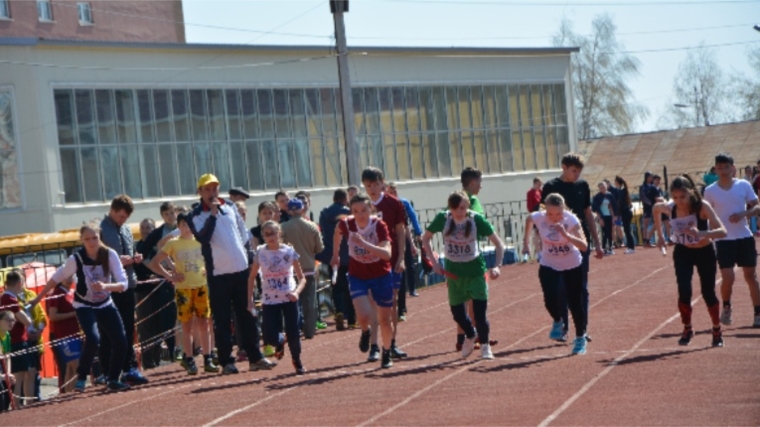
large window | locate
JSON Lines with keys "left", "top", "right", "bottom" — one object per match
{"left": 0, "top": 0, "right": 10, "bottom": 19}
{"left": 77, "top": 2, "right": 93, "bottom": 25}
{"left": 54, "top": 84, "right": 569, "bottom": 204}
{"left": 37, "top": 0, "right": 52, "bottom": 21}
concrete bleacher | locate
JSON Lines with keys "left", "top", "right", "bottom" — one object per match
{"left": 578, "top": 120, "right": 760, "bottom": 189}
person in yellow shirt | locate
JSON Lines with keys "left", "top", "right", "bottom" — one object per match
{"left": 148, "top": 213, "right": 219, "bottom": 375}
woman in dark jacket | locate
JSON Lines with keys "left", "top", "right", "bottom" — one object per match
{"left": 592, "top": 182, "right": 618, "bottom": 254}
{"left": 614, "top": 176, "right": 636, "bottom": 254}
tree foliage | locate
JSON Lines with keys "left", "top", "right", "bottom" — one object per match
{"left": 732, "top": 46, "right": 760, "bottom": 121}
{"left": 661, "top": 44, "right": 727, "bottom": 129}
{"left": 553, "top": 14, "right": 648, "bottom": 140}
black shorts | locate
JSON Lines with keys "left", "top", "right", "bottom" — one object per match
{"left": 9, "top": 341, "right": 32, "bottom": 373}
{"left": 642, "top": 206, "right": 653, "bottom": 219}
{"left": 715, "top": 237, "right": 758, "bottom": 269}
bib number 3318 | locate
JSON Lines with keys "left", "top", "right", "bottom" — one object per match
{"left": 447, "top": 243, "right": 472, "bottom": 256}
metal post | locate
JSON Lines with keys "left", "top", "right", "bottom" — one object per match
{"left": 331, "top": 1, "right": 361, "bottom": 186}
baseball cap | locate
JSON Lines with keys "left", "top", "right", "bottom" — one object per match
{"left": 197, "top": 174, "right": 220, "bottom": 189}
{"left": 229, "top": 187, "right": 250, "bottom": 199}
{"left": 287, "top": 198, "right": 304, "bottom": 211}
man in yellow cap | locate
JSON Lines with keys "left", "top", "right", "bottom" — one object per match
{"left": 186, "top": 173, "right": 275, "bottom": 374}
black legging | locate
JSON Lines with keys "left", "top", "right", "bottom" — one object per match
{"left": 539, "top": 264, "right": 586, "bottom": 338}
{"left": 601, "top": 215, "right": 613, "bottom": 251}
{"left": 450, "top": 299, "right": 489, "bottom": 343}
{"left": 621, "top": 208, "right": 635, "bottom": 250}
{"left": 673, "top": 244, "right": 720, "bottom": 326}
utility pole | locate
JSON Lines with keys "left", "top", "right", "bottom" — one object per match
{"left": 330, "top": 0, "right": 360, "bottom": 186}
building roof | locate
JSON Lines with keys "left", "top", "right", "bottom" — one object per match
{"left": 579, "top": 120, "right": 760, "bottom": 189}
{"left": 0, "top": 37, "right": 579, "bottom": 56}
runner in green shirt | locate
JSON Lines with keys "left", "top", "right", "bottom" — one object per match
{"left": 422, "top": 191, "right": 505, "bottom": 360}
{"left": 461, "top": 167, "right": 485, "bottom": 215}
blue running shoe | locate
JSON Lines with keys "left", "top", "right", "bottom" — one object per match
{"left": 549, "top": 321, "right": 565, "bottom": 341}
{"left": 93, "top": 375, "right": 107, "bottom": 386}
{"left": 121, "top": 368, "right": 149, "bottom": 385}
{"left": 107, "top": 380, "right": 131, "bottom": 392}
{"left": 74, "top": 379, "right": 86, "bottom": 392}
{"left": 571, "top": 336, "right": 587, "bottom": 355}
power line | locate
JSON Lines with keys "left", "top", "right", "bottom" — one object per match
{"left": 373, "top": 0, "right": 759, "bottom": 6}
{"left": 348, "top": 22, "right": 757, "bottom": 41}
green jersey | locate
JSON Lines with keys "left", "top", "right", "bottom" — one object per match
{"left": 467, "top": 193, "right": 484, "bottom": 215}
{"left": 426, "top": 210, "right": 494, "bottom": 278}
{"left": 1, "top": 331, "right": 9, "bottom": 355}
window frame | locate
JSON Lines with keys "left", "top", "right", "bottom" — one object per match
{"left": 77, "top": 2, "right": 93, "bottom": 25}
{"left": 37, "top": 0, "right": 53, "bottom": 22}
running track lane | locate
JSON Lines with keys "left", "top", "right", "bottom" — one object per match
{"left": 3, "top": 245, "right": 759, "bottom": 426}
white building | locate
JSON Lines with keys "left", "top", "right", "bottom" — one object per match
{"left": 0, "top": 38, "right": 578, "bottom": 234}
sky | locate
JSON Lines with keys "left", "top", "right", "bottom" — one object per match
{"left": 182, "top": 0, "right": 760, "bottom": 134}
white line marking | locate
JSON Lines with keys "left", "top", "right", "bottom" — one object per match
{"left": 202, "top": 387, "right": 295, "bottom": 427}
{"left": 356, "top": 262, "right": 672, "bottom": 426}
{"left": 537, "top": 273, "right": 725, "bottom": 427}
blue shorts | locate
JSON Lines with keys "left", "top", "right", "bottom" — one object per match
{"left": 349, "top": 273, "right": 394, "bottom": 308}
{"left": 391, "top": 271, "right": 403, "bottom": 290}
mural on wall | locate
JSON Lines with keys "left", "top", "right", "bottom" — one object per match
{"left": 0, "top": 90, "right": 21, "bottom": 209}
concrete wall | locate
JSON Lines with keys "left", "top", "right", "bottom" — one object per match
{"left": 0, "top": 1, "right": 185, "bottom": 43}
{"left": 0, "top": 42, "right": 573, "bottom": 235}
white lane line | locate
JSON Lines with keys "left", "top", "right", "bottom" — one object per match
{"left": 60, "top": 382, "right": 199, "bottom": 426}
{"left": 356, "top": 262, "right": 672, "bottom": 427}
{"left": 538, "top": 273, "right": 725, "bottom": 427}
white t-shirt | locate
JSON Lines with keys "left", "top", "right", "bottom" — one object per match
{"left": 531, "top": 210, "right": 583, "bottom": 272}
{"left": 255, "top": 244, "right": 299, "bottom": 305}
{"left": 704, "top": 179, "right": 758, "bottom": 241}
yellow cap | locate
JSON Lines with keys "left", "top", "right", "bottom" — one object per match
{"left": 197, "top": 173, "right": 220, "bottom": 189}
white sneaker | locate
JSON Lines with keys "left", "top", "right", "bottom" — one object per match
{"left": 624, "top": 249, "right": 635, "bottom": 254}
{"left": 720, "top": 306, "right": 733, "bottom": 326}
{"left": 609, "top": 250, "right": 615, "bottom": 255}
{"left": 753, "top": 314, "right": 760, "bottom": 328}
{"left": 461, "top": 334, "right": 477, "bottom": 358}
{"left": 481, "top": 344, "right": 494, "bottom": 360}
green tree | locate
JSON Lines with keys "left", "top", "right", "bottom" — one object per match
{"left": 733, "top": 46, "right": 760, "bottom": 121}
{"left": 553, "top": 14, "right": 648, "bottom": 140}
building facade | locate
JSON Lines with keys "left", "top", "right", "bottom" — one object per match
{"left": 0, "top": 0, "right": 185, "bottom": 43}
{"left": 0, "top": 39, "right": 577, "bottom": 234}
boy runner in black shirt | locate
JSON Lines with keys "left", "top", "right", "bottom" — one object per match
{"left": 540, "top": 153, "right": 603, "bottom": 341}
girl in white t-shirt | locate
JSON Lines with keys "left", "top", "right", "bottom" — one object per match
{"left": 523, "top": 193, "right": 589, "bottom": 355}
{"left": 247, "top": 220, "right": 307, "bottom": 375}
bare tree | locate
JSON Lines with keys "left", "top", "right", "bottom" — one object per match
{"left": 661, "top": 43, "right": 728, "bottom": 128}
{"left": 732, "top": 46, "right": 760, "bottom": 121}
{"left": 553, "top": 14, "right": 648, "bottom": 140}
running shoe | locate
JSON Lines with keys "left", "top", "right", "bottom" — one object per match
{"left": 608, "top": 250, "right": 615, "bottom": 255}
{"left": 678, "top": 328, "right": 694, "bottom": 346}
{"left": 93, "top": 375, "right": 107, "bottom": 386}
{"left": 359, "top": 329, "right": 371, "bottom": 353}
{"left": 121, "top": 368, "right": 149, "bottom": 385}
{"left": 204, "top": 358, "right": 220, "bottom": 373}
{"left": 481, "top": 344, "right": 494, "bottom": 360}
{"left": 106, "top": 380, "right": 131, "bottom": 392}
{"left": 381, "top": 349, "right": 393, "bottom": 369}
{"left": 316, "top": 320, "right": 328, "bottom": 330}
{"left": 335, "top": 312, "right": 345, "bottom": 331}
{"left": 74, "top": 379, "right": 86, "bottom": 392}
{"left": 210, "top": 350, "right": 219, "bottom": 366}
{"left": 410, "top": 291, "right": 420, "bottom": 297}
{"left": 720, "top": 306, "right": 733, "bottom": 326}
{"left": 293, "top": 359, "right": 306, "bottom": 375}
{"left": 461, "top": 334, "right": 477, "bottom": 358}
{"left": 274, "top": 341, "right": 286, "bottom": 360}
{"left": 368, "top": 344, "right": 381, "bottom": 362}
{"left": 624, "top": 249, "right": 635, "bottom": 255}
{"left": 183, "top": 357, "right": 198, "bottom": 375}
{"left": 235, "top": 350, "right": 248, "bottom": 363}
{"left": 222, "top": 363, "right": 239, "bottom": 375}
{"left": 250, "top": 358, "right": 276, "bottom": 371}
{"left": 549, "top": 321, "right": 565, "bottom": 341}
{"left": 488, "top": 339, "right": 499, "bottom": 347}
{"left": 263, "top": 345, "right": 276, "bottom": 358}
{"left": 398, "top": 314, "right": 407, "bottom": 322}
{"left": 712, "top": 328, "right": 724, "bottom": 347}
{"left": 571, "top": 336, "right": 587, "bottom": 355}
{"left": 753, "top": 314, "right": 760, "bottom": 328}
{"left": 348, "top": 323, "right": 358, "bottom": 329}
{"left": 390, "top": 342, "right": 408, "bottom": 359}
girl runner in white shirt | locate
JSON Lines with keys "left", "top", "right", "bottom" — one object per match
{"left": 523, "top": 193, "right": 590, "bottom": 354}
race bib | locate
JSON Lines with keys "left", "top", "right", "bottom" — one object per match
{"left": 443, "top": 214, "right": 479, "bottom": 263}
{"left": 670, "top": 214, "right": 705, "bottom": 246}
{"left": 348, "top": 219, "right": 381, "bottom": 264}
{"left": 545, "top": 243, "right": 573, "bottom": 256}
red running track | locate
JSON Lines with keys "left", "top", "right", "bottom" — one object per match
{"left": 3, "top": 242, "right": 760, "bottom": 426}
